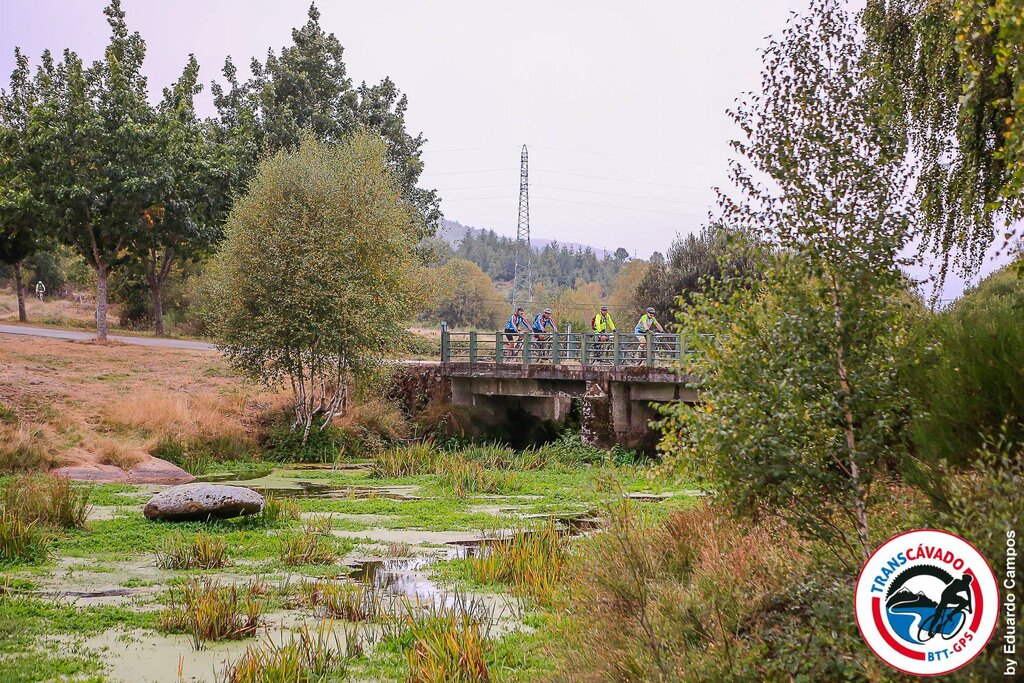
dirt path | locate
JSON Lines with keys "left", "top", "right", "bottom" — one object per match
{"left": 0, "top": 323, "right": 216, "bottom": 351}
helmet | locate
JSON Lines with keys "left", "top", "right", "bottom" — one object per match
{"left": 543, "top": 308, "right": 551, "bottom": 314}
{"left": 601, "top": 305, "right": 608, "bottom": 311}
{"left": 647, "top": 307, "right": 655, "bottom": 314}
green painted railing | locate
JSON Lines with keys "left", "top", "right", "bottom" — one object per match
{"left": 441, "top": 328, "right": 688, "bottom": 368}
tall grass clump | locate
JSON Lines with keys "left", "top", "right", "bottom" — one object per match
{"left": 469, "top": 522, "right": 567, "bottom": 606}
{"left": 0, "top": 419, "right": 55, "bottom": 474}
{"left": 370, "top": 443, "right": 436, "bottom": 478}
{"left": 155, "top": 531, "right": 229, "bottom": 570}
{"left": 1, "top": 474, "right": 90, "bottom": 528}
{"left": 401, "top": 597, "right": 493, "bottom": 683}
{"left": 434, "top": 455, "right": 519, "bottom": 498}
{"left": 219, "top": 622, "right": 355, "bottom": 683}
{"left": 257, "top": 494, "right": 301, "bottom": 526}
{"left": 159, "top": 578, "right": 265, "bottom": 650}
{"left": 279, "top": 530, "right": 337, "bottom": 566}
{"left": 555, "top": 502, "right": 838, "bottom": 681}
{"left": 0, "top": 510, "right": 50, "bottom": 564}
{"left": 299, "top": 580, "right": 385, "bottom": 622}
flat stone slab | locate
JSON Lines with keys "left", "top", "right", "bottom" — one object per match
{"left": 143, "top": 483, "right": 264, "bottom": 521}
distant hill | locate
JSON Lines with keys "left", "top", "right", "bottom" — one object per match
{"left": 440, "top": 219, "right": 610, "bottom": 259}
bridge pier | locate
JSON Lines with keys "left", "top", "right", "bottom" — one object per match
{"left": 433, "top": 363, "right": 697, "bottom": 451}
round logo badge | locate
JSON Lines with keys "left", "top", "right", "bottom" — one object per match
{"left": 855, "top": 529, "right": 999, "bottom": 676}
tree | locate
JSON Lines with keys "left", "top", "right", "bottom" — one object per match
{"left": 28, "top": 1, "right": 166, "bottom": 340}
{"left": 133, "top": 56, "right": 231, "bottom": 335}
{"left": 863, "top": 0, "right": 1024, "bottom": 280}
{"left": 660, "top": 1, "right": 917, "bottom": 567}
{"left": 636, "top": 223, "right": 759, "bottom": 320}
{"left": 607, "top": 259, "right": 649, "bottom": 326}
{"left": 421, "top": 259, "right": 505, "bottom": 328}
{"left": 211, "top": 4, "right": 439, "bottom": 237}
{"left": 207, "top": 133, "right": 419, "bottom": 444}
{"left": 0, "top": 49, "right": 47, "bottom": 322}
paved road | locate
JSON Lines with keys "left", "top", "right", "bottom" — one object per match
{"left": 0, "top": 323, "right": 215, "bottom": 351}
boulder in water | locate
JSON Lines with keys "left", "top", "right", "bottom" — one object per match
{"left": 143, "top": 483, "right": 264, "bottom": 521}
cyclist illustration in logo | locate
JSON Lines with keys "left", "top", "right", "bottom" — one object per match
{"left": 884, "top": 565, "right": 973, "bottom": 644}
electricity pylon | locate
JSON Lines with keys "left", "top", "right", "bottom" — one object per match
{"left": 510, "top": 145, "right": 532, "bottom": 308}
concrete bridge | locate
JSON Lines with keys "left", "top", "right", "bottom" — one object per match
{"left": 433, "top": 329, "right": 699, "bottom": 449}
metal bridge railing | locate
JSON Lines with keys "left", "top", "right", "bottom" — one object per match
{"left": 440, "top": 328, "right": 691, "bottom": 368}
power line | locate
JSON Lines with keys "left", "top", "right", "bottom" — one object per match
{"left": 435, "top": 184, "right": 511, "bottom": 191}
{"left": 532, "top": 168, "right": 709, "bottom": 191}
{"left": 441, "top": 195, "right": 512, "bottom": 203}
{"left": 421, "top": 168, "right": 516, "bottom": 176}
{"left": 532, "top": 194, "right": 706, "bottom": 218}
{"left": 531, "top": 145, "right": 720, "bottom": 168}
{"left": 421, "top": 145, "right": 519, "bottom": 154}
{"left": 532, "top": 183, "right": 711, "bottom": 207}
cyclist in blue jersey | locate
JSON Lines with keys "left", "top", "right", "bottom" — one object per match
{"left": 532, "top": 308, "right": 557, "bottom": 334}
{"left": 504, "top": 307, "right": 530, "bottom": 357}
{"left": 532, "top": 308, "right": 557, "bottom": 361}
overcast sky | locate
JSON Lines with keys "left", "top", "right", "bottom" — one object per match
{"left": 0, "top": 0, "right": 1008, "bottom": 298}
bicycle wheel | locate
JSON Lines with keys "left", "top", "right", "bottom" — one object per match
{"left": 940, "top": 610, "right": 967, "bottom": 640}
{"left": 916, "top": 613, "right": 939, "bottom": 643}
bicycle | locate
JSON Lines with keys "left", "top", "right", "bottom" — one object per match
{"left": 916, "top": 604, "right": 969, "bottom": 642}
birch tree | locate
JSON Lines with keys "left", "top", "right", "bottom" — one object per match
{"left": 208, "top": 133, "right": 419, "bottom": 444}
{"left": 661, "top": 0, "right": 917, "bottom": 567}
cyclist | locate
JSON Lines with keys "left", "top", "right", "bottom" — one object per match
{"left": 592, "top": 305, "right": 616, "bottom": 362}
{"left": 532, "top": 308, "right": 557, "bottom": 334}
{"left": 35, "top": 281, "right": 45, "bottom": 301}
{"left": 929, "top": 573, "right": 973, "bottom": 637}
{"left": 504, "top": 307, "right": 530, "bottom": 357}
{"left": 634, "top": 307, "right": 665, "bottom": 359}
{"left": 532, "top": 308, "right": 557, "bottom": 360}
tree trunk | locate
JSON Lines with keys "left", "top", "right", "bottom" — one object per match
{"left": 150, "top": 279, "right": 165, "bottom": 336}
{"left": 95, "top": 264, "right": 110, "bottom": 341}
{"left": 12, "top": 261, "right": 27, "bottom": 323}
{"left": 830, "top": 276, "right": 870, "bottom": 563}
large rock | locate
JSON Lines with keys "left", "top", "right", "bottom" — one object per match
{"left": 144, "top": 483, "right": 265, "bottom": 521}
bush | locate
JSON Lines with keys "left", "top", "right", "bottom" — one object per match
{"left": 555, "top": 502, "right": 879, "bottom": 681}
{"left": 263, "top": 420, "right": 345, "bottom": 463}
{"left": 257, "top": 494, "right": 301, "bottom": 526}
{"left": 401, "top": 598, "right": 493, "bottom": 683}
{"left": 1, "top": 475, "right": 90, "bottom": 529}
{"left": 903, "top": 265, "right": 1024, "bottom": 466}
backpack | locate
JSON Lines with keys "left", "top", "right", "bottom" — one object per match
{"left": 591, "top": 315, "right": 599, "bottom": 330}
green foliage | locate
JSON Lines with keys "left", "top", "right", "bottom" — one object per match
{"left": 863, "top": 0, "right": 1024, "bottom": 277}
{"left": 262, "top": 421, "right": 344, "bottom": 463}
{"left": 661, "top": 1, "right": 916, "bottom": 566}
{"left": 211, "top": 4, "right": 439, "bottom": 235}
{"left": 903, "top": 264, "right": 1024, "bottom": 465}
{"left": 419, "top": 258, "right": 505, "bottom": 328}
{"left": 635, "top": 222, "right": 762, "bottom": 321}
{"left": 278, "top": 529, "right": 337, "bottom": 566}
{"left": 207, "top": 134, "right": 420, "bottom": 445}
{"left": 370, "top": 443, "right": 437, "bottom": 478}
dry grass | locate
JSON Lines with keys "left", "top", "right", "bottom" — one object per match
{"left": 557, "top": 502, "right": 808, "bottom": 681}
{"left": 370, "top": 444, "right": 436, "bottom": 478}
{"left": 258, "top": 494, "right": 301, "bottom": 526}
{"left": 469, "top": 522, "right": 567, "bottom": 607}
{"left": 0, "top": 509, "right": 50, "bottom": 564}
{"left": 0, "top": 289, "right": 97, "bottom": 327}
{"left": 299, "top": 580, "right": 386, "bottom": 622}
{"left": 402, "top": 598, "right": 493, "bottom": 683}
{"left": 100, "top": 389, "right": 251, "bottom": 444}
{"left": 0, "top": 420, "right": 56, "bottom": 473}
{"left": 0, "top": 335, "right": 278, "bottom": 475}
{"left": 335, "top": 398, "right": 409, "bottom": 443}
